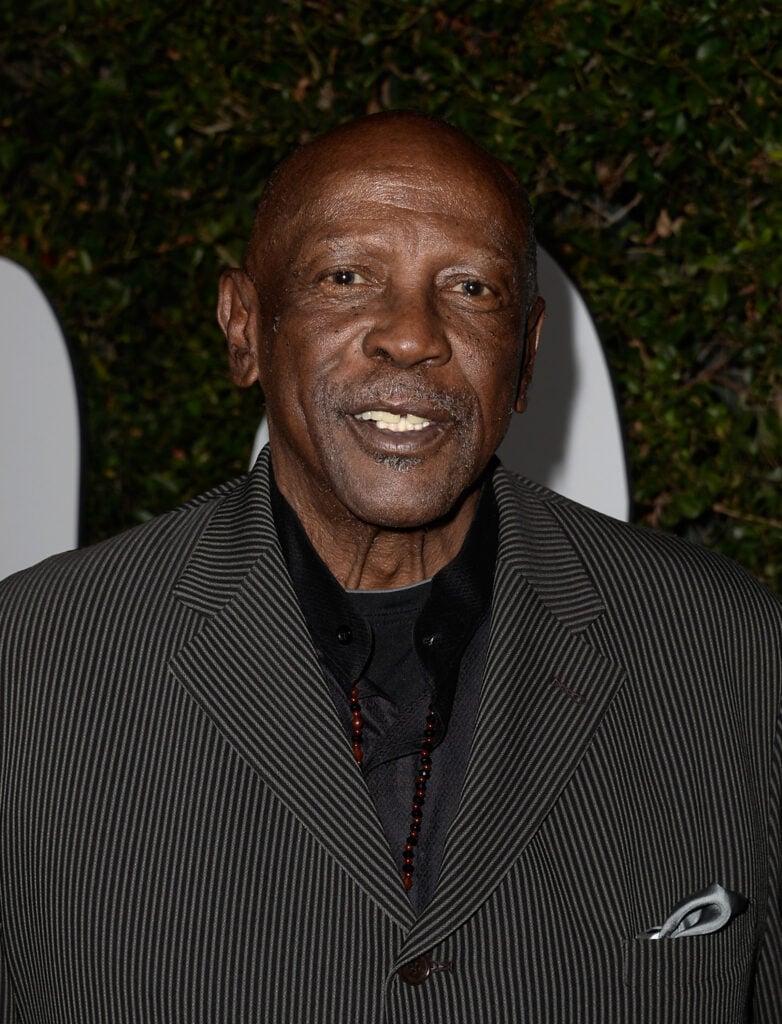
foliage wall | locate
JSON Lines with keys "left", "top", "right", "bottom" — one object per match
{"left": 2, "top": 0, "right": 780, "bottom": 590}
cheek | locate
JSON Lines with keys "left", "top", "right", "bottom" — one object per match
{"left": 262, "top": 321, "right": 328, "bottom": 394}
{"left": 460, "top": 337, "right": 522, "bottom": 414}
{"left": 275, "top": 304, "right": 368, "bottom": 371}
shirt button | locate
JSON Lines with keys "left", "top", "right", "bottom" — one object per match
{"left": 336, "top": 626, "right": 352, "bottom": 644}
{"left": 398, "top": 953, "right": 432, "bottom": 986}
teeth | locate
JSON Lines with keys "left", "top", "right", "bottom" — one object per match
{"left": 354, "top": 410, "right": 433, "bottom": 432}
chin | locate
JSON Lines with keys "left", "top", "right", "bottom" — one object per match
{"left": 337, "top": 467, "right": 478, "bottom": 532}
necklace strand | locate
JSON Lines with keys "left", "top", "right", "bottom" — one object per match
{"left": 350, "top": 686, "right": 435, "bottom": 891}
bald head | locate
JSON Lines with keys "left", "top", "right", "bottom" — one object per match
{"left": 244, "top": 111, "right": 537, "bottom": 306}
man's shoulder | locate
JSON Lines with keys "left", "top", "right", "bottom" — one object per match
{"left": 495, "top": 466, "right": 781, "bottom": 620}
{"left": 0, "top": 473, "right": 248, "bottom": 620}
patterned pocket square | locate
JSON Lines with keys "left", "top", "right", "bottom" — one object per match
{"left": 637, "top": 882, "right": 748, "bottom": 940}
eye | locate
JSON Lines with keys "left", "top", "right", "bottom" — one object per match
{"left": 442, "top": 273, "right": 506, "bottom": 311}
{"left": 456, "top": 279, "right": 488, "bottom": 297}
{"left": 327, "top": 269, "right": 366, "bottom": 286}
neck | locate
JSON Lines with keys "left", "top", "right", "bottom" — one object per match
{"left": 278, "top": 485, "right": 480, "bottom": 590}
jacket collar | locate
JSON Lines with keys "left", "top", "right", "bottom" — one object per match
{"left": 172, "top": 451, "right": 279, "bottom": 615}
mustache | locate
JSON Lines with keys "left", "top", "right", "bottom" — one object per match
{"left": 317, "top": 372, "right": 476, "bottom": 420}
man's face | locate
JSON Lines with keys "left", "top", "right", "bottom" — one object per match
{"left": 241, "top": 127, "right": 539, "bottom": 532}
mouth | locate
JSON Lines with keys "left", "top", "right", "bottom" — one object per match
{"left": 345, "top": 402, "right": 452, "bottom": 459}
{"left": 352, "top": 410, "right": 435, "bottom": 433}
{"left": 320, "top": 375, "right": 474, "bottom": 465}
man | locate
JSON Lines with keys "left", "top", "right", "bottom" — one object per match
{"left": 1, "top": 112, "right": 780, "bottom": 1022}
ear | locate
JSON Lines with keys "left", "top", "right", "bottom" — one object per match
{"left": 514, "top": 296, "right": 545, "bottom": 414}
{"left": 217, "top": 269, "right": 262, "bottom": 387}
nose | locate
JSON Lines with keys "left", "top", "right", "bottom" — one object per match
{"left": 361, "top": 289, "right": 451, "bottom": 368}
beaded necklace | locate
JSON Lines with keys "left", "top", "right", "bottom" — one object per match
{"left": 349, "top": 685, "right": 436, "bottom": 891}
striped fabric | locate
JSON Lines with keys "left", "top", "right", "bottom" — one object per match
{"left": 1, "top": 450, "right": 780, "bottom": 1022}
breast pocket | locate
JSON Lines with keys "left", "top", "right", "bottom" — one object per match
{"left": 623, "top": 913, "right": 755, "bottom": 1023}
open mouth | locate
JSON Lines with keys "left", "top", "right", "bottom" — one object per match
{"left": 346, "top": 405, "right": 450, "bottom": 459}
{"left": 353, "top": 410, "right": 434, "bottom": 432}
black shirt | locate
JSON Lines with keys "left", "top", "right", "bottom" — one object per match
{"left": 271, "top": 469, "right": 498, "bottom": 912}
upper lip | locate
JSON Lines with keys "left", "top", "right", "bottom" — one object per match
{"left": 348, "top": 399, "right": 448, "bottom": 422}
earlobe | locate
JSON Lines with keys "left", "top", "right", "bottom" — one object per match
{"left": 514, "top": 296, "right": 545, "bottom": 414}
{"left": 217, "top": 269, "right": 262, "bottom": 388}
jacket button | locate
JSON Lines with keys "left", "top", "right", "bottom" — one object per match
{"left": 398, "top": 953, "right": 432, "bottom": 986}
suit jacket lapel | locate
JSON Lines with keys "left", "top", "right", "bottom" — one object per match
{"left": 169, "top": 452, "right": 414, "bottom": 930}
{"left": 397, "top": 468, "right": 626, "bottom": 962}
{"left": 168, "top": 455, "right": 625, "bottom": 949}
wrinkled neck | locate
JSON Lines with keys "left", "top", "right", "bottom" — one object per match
{"left": 285, "top": 489, "right": 479, "bottom": 590}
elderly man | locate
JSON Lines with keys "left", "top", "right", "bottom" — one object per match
{"left": 1, "top": 112, "right": 780, "bottom": 1022}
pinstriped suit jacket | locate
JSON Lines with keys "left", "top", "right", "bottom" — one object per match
{"left": 2, "top": 450, "right": 781, "bottom": 1022}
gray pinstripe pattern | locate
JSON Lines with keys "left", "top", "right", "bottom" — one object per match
{"left": 2, "top": 450, "right": 780, "bottom": 1022}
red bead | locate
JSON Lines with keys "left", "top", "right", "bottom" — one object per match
{"left": 402, "top": 873, "right": 413, "bottom": 890}
{"left": 351, "top": 743, "right": 363, "bottom": 765}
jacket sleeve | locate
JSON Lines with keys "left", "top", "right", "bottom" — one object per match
{"left": 752, "top": 599, "right": 782, "bottom": 1022}
{"left": 754, "top": 715, "right": 782, "bottom": 1019}
{"left": 0, "top": 921, "right": 18, "bottom": 1023}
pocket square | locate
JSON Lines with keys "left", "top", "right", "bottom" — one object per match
{"left": 637, "top": 882, "right": 748, "bottom": 940}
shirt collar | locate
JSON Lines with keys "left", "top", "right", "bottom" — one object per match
{"left": 270, "top": 461, "right": 498, "bottom": 719}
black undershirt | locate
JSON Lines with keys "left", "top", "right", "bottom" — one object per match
{"left": 270, "top": 465, "right": 498, "bottom": 912}
{"left": 344, "top": 581, "right": 432, "bottom": 772}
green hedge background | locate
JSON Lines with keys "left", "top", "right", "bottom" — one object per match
{"left": 2, "top": 0, "right": 780, "bottom": 590}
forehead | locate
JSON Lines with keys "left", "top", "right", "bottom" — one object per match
{"left": 275, "top": 139, "right": 526, "bottom": 265}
